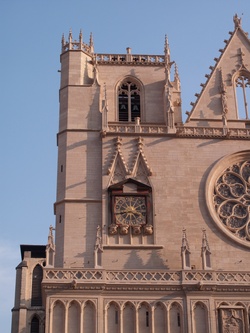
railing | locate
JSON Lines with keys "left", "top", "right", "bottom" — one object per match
{"left": 62, "top": 41, "right": 92, "bottom": 54}
{"left": 96, "top": 54, "right": 165, "bottom": 65}
{"left": 107, "top": 124, "right": 168, "bottom": 134}
{"left": 177, "top": 126, "right": 250, "bottom": 139}
{"left": 43, "top": 269, "right": 250, "bottom": 285}
{"left": 105, "top": 124, "right": 250, "bottom": 139}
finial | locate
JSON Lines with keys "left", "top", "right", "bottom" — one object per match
{"left": 48, "top": 225, "right": 55, "bottom": 247}
{"left": 61, "top": 33, "right": 65, "bottom": 46}
{"left": 89, "top": 32, "right": 94, "bottom": 53}
{"left": 174, "top": 63, "right": 181, "bottom": 90}
{"left": 104, "top": 82, "right": 108, "bottom": 105}
{"left": 164, "top": 34, "right": 170, "bottom": 55}
{"left": 233, "top": 14, "right": 242, "bottom": 28}
{"left": 69, "top": 29, "right": 73, "bottom": 41}
{"left": 79, "top": 29, "right": 83, "bottom": 44}
{"left": 61, "top": 34, "right": 65, "bottom": 52}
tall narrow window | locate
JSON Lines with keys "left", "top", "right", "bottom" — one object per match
{"left": 30, "top": 316, "right": 39, "bottom": 333}
{"left": 31, "top": 265, "right": 43, "bottom": 306}
{"left": 236, "top": 75, "right": 250, "bottom": 119}
{"left": 118, "top": 80, "right": 141, "bottom": 121}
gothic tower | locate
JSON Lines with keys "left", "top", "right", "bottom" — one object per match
{"left": 12, "top": 15, "right": 250, "bottom": 333}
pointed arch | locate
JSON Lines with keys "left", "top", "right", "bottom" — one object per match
{"left": 106, "top": 301, "right": 120, "bottom": 333}
{"left": 138, "top": 302, "right": 151, "bottom": 333}
{"left": 117, "top": 77, "right": 143, "bottom": 122}
{"left": 169, "top": 302, "right": 183, "bottom": 333}
{"left": 52, "top": 300, "right": 65, "bottom": 333}
{"left": 192, "top": 301, "right": 209, "bottom": 333}
{"left": 123, "top": 302, "right": 136, "bottom": 333}
{"left": 30, "top": 315, "right": 40, "bottom": 333}
{"left": 31, "top": 264, "right": 43, "bottom": 306}
{"left": 83, "top": 300, "right": 96, "bottom": 333}
{"left": 68, "top": 300, "right": 80, "bottom": 333}
{"left": 233, "top": 68, "right": 250, "bottom": 119}
{"left": 154, "top": 302, "right": 166, "bottom": 333}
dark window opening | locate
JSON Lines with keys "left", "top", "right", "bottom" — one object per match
{"left": 177, "top": 312, "right": 181, "bottom": 327}
{"left": 31, "top": 265, "right": 43, "bottom": 306}
{"left": 146, "top": 311, "right": 149, "bottom": 327}
{"left": 118, "top": 80, "right": 141, "bottom": 122}
{"left": 115, "top": 310, "right": 118, "bottom": 324}
{"left": 30, "top": 317, "right": 39, "bottom": 333}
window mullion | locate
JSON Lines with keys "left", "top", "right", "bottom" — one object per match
{"left": 242, "top": 77, "right": 249, "bottom": 119}
{"left": 128, "top": 86, "right": 132, "bottom": 122}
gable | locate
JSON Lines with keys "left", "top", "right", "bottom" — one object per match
{"left": 186, "top": 17, "right": 250, "bottom": 128}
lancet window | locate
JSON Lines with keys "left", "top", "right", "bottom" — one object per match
{"left": 30, "top": 316, "right": 39, "bottom": 333}
{"left": 118, "top": 79, "right": 141, "bottom": 122}
{"left": 31, "top": 264, "right": 43, "bottom": 306}
{"left": 235, "top": 74, "right": 250, "bottom": 119}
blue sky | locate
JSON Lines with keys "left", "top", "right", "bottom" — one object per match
{"left": 1, "top": 0, "right": 250, "bottom": 331}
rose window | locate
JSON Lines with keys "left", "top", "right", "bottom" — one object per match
{"left": 214, "top": 161, "right": 250, "bottom": 239}
{"left": 206, "top": 151, "right": 250, "bottom": 247}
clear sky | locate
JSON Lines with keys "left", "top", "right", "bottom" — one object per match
{"left": 1, "top": 0, "right": 250, "bottom": 331}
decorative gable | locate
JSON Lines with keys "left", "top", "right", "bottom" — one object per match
{"left": 186, "top": 15, "right": 250, "bottom": 129}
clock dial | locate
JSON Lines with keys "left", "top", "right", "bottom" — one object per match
{"left": 114, "top": 196, "right": 147, "bottom": 225}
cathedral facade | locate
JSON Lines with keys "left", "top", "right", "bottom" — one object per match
{"left": 11, "top": 15, "right": 250, "bottom": 333}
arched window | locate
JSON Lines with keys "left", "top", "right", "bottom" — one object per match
{"left": 235, "top": 74, "right": 250, "bottom": 119}
{"left": 30, "top": 316, "right": 39, "bottom": 333}
{"left": 31, "top": 265, "right": 43, "bottom": 306}
{"left": 118, "top": 80, "right": 141, "bottom": 121}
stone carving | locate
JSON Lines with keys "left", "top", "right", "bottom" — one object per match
{"left": 213, "top": 160, "right": 250, "bottom": 242}
{"left": 108, "top": 137, "right": 129, "bottom": 185}
{"left": 220, "top": 308, "right": 244, "bottom": 333}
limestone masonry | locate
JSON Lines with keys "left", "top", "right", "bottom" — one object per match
{"left": 11, "top": 15, "right": 250, "bottom": 333}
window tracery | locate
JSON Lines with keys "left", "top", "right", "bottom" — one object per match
{"left": 213, "top": 160, "right": 250, "bottom": 243}
{"left": 235, "top": 73, "right": 250, "bottom": 119}
{"left": 118, "top": 80, "right": 141, "bottom": 122}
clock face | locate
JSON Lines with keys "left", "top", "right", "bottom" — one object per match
{"left": 114, "top": 196, "right": 147, "bottom": 226}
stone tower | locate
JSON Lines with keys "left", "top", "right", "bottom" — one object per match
{"left": 12, "top": 15, "right": 250, "bottom": 333}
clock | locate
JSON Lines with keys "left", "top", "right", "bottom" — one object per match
{"left": 114, "top": 196, "right": 147, "bottom": 226}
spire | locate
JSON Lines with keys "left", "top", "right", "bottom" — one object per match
{"left": 79, "top": 29, "right": 83, "bottom": 44}
{"left": 164, "top": 35, "right": 171, "bottom": 82}
{"left": 104, "top": 82, "right": 107, "bottom": 105}
{"left": 181, "top": 228, "right": 191, "bottom": 270}
{"left": 61, "top": 33, "right": 65, "bottom": 52}
{"left": 174, "top": 63, "right": 181, "bottom": 91}
{"left": 46, "top": 225, "right": 55, "bottom": 267}
{"left": 164, "top": 35, "right": 175, "bottom": 83}
{"left": 68, "top": 29, "right": 72, "bottom": 49}
{"left": 201, "top": 229, "right": 212, "bottom": 270}
{"left": 89, "top": 32, "right": 94, "bottom": 53}
{"left": 164, "top": 34, "right": 170, "bottom": 60}
{"left": 233, "top": 14, "right": 242, "bottom": 29}
{"left": 68, "top": 29, "right": 72, "bottom": 42}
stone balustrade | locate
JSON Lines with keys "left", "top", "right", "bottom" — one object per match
{"left": 43, "top": 269, "right": 250, "bottom": 285}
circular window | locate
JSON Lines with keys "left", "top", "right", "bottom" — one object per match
{"left": 206, "top": 150, "right": 250, "bottom": 248}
